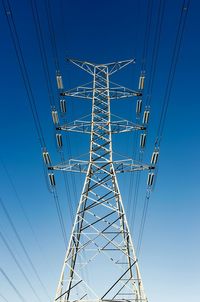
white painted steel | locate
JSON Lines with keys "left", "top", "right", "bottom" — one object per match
{"left": 53, "top": 60, "right": 149, "bottom": 302}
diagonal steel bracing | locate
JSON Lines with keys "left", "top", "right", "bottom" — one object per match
{"left": 53, "top": 60, "right": 150, "bottom": 302}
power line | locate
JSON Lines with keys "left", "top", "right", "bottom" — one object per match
{"left": 137, "top": 0, "right": 191, "bottom": 256}
{"left": 127, "top": 0, "right": 155, "bottom": 226}
{"left": 30, "top": 0, "right": 56, "bottom": 108}
{"left": 2, "top": 0, "right": 68, "bottom": 250}
{"left": 146, "top": 0, "right": 165, "bottom": 106}
{"left": 52, "top": 189, "right": 68, "bottom": 247}
{"left": 130, "top": 162, "right": 142, "bottom": 231}
{"left": 129, "top": 0, "right": 165, "bottom": 234}
{"left": 45, "top": 0, "right": 60, "bottom": 72}
{"left": 30, "top": 0, "right": 74, "bottom": 245}
{"left": 0, "top": 227, "right": 42, "bottom": 302}
{"left": 137, "top": 191, "right": 151, "bottom": 255}
{"left": 141, "top": 0, "right": 154, "bottom": 72}
{"left": 2, "top": 0, "right": 45, "bottom": 149}
{"left": 0, "top": 293, "right": 9, "bottom": 302}
{"left": 0, "top": 159, "right": 55, "bottom": 274}
{"left": 31, "top": 0, "right": 77, "bottom": 223}
{"left": 0, "top": 268, "right": 26, "bottom": 302}
{"left": 0, "top": 198, "right": 50, "bottom": 299}
{"left": 156, "top": 0, "right": 191, "bottom": 146}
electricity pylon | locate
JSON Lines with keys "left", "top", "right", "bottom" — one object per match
{"left": 50, "top": 59, "right": 153, "bottom": 302}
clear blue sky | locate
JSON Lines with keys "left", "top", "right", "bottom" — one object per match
{"left": 0, "top": 0, "right": 200, "bottom": 302}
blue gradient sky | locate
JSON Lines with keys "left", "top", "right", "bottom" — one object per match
{"left": 0, "top": 0, "right": 200, "bottom": 302}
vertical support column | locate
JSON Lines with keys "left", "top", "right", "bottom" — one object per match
{"left": 90, "top": 65, "right": 112, "bottom": 165}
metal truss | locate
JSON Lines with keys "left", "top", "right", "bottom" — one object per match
{"left": 60, "top": 82, "right": 141, "bottom": 99}
{"left": 54, "top": 60, "right": 149, "bottom": 302}
{"left": 49, "top": 159, "right": 154, "bottom": 174}
{"left": 66, "top": 58, "right": 136, "bottom": 75}
{"left": 56, "top": 119, "right": 146, "bottom": 134}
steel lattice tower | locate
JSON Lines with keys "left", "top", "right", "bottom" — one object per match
{"left": 50, "top": 59, "right": 153, "bottom": 302}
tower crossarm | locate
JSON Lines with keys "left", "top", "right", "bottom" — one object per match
{"left": 67, "top": 58, "right": 95, "bottom": 75}
{"left": 68, "top": 58, "right": 135, "bottom": 75}
{"left": 56, "top": 120, "right": 146, "bottom": 134}
{"left": 61, "top": 85, "right": 141, "bottom": 99}
{"left": 106, "top": 59, "right": 135, "bottom": 75}
{"left": 48, "top": 159, "right": 154, "bottom": 174}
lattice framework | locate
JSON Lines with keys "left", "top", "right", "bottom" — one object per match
{"left": 50, "top": 59, "right": 153, "bottom": 302}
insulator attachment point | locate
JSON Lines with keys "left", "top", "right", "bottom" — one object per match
{"left": 48, "top": 166, "right": 54, "bottom": 170}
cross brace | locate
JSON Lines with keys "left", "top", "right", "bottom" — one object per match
{"left": 48, "top": 159, "right": 154, "bottom": 174}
